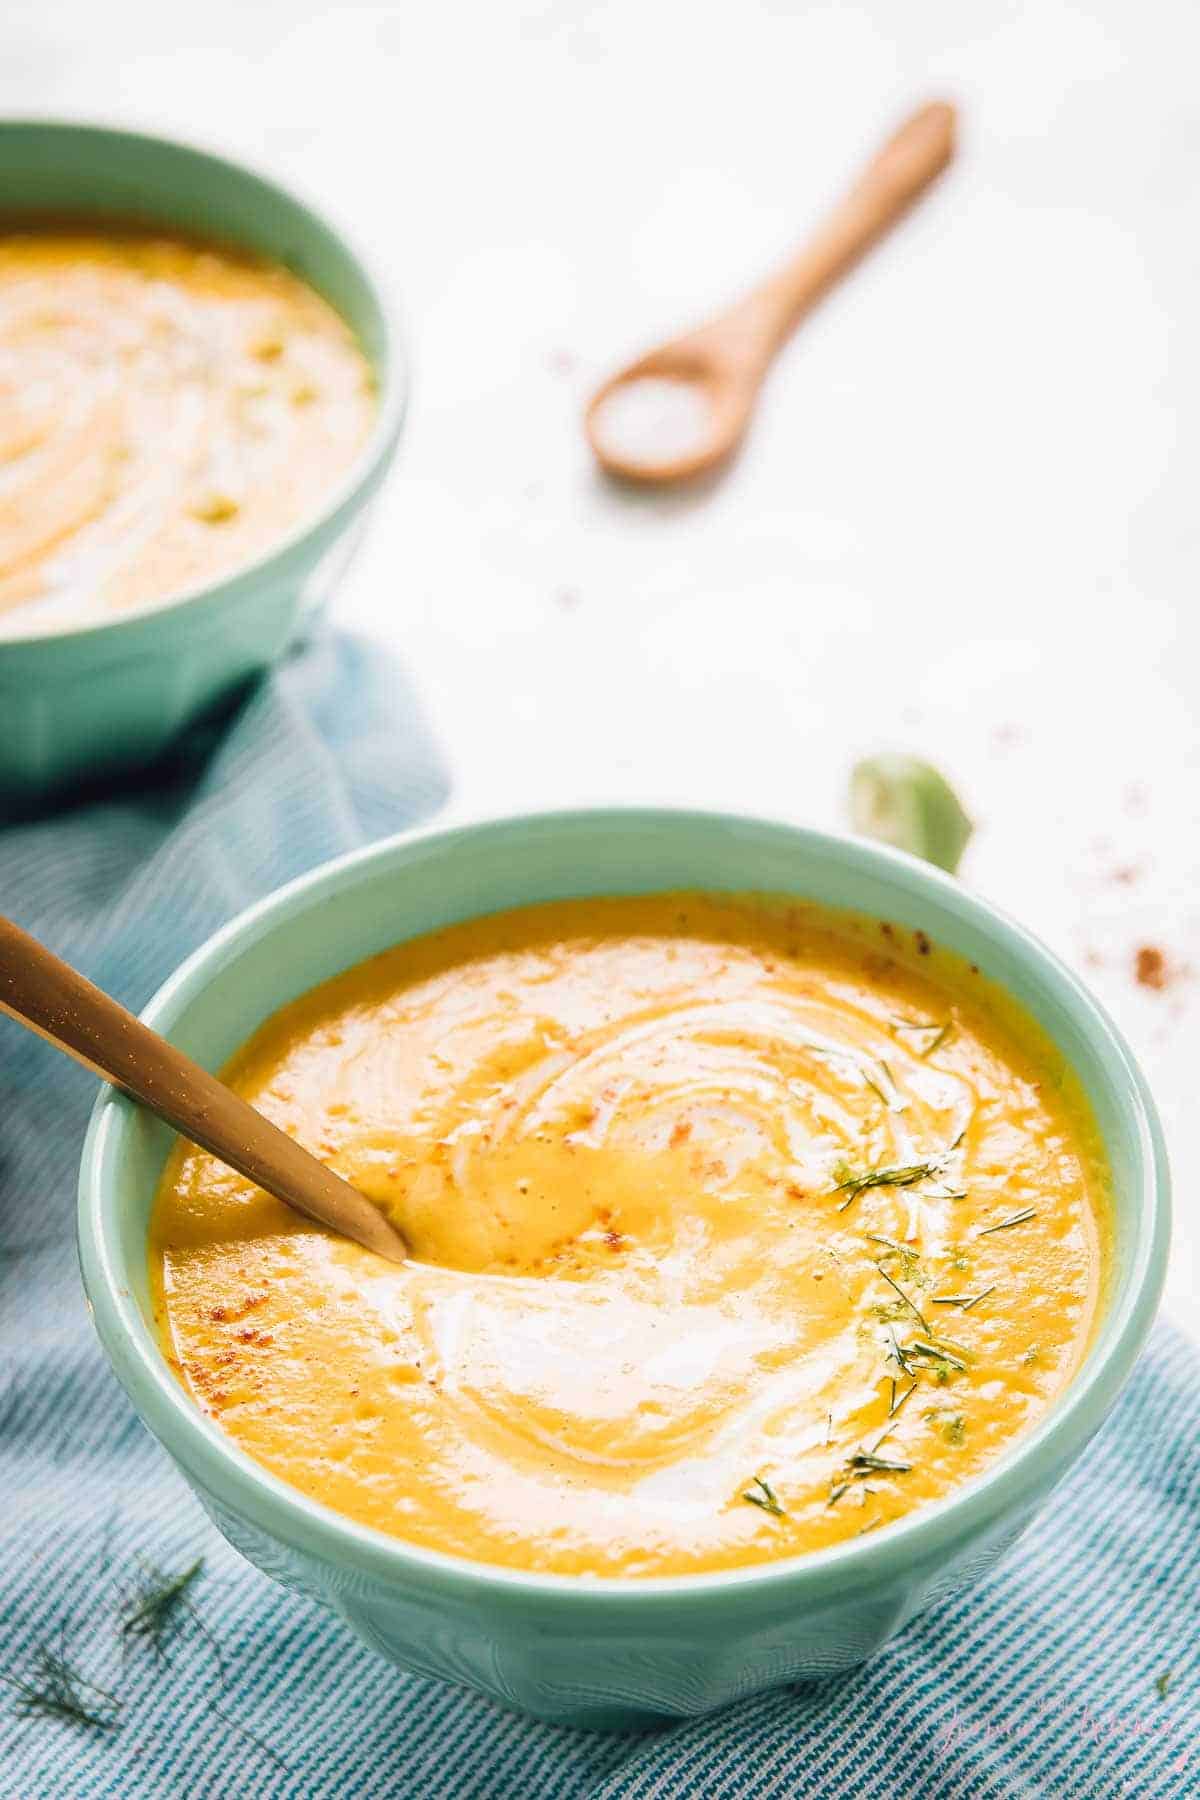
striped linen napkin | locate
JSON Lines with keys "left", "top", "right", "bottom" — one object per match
{"left": 0, "top": 637, "right": 1195, "bottom": 1798}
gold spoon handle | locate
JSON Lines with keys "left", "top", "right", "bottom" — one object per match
{"left": 0, "top": 914, "right": 406, "bottom": 1263}
{"left": 714, "top": 101, "right": 957, "bottom": 365}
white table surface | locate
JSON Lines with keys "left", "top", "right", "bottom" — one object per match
{"left": 7, "top": 0, "right": 1195, "bottom": 1332}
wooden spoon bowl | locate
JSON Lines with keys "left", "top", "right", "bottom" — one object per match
{"left": 586, "top": 100, "right": 957, "bottom": 485}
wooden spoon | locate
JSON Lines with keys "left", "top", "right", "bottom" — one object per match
{"left": 0, "top": 915, "right": 407, "bottom": 1263}
{"left": 585, "top": 99, "right": 956, "bottom": 485}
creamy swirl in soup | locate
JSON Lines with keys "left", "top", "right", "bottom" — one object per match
{"left": 0, "top": 226, "right": 375, "bottom": 633}
{"left": 152, "top": 895, "right": 1108, "bottom": 1578}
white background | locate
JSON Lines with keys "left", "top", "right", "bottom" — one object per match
{"left": 7, "top": 1, "right": 1195, "bottom": 1331}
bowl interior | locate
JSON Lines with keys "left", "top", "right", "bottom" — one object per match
{"left": 0, "top": 119, "right": 394, "bottom": 387}
{"left": 93, "top": 810, "right": 1162, "bottom": 1404}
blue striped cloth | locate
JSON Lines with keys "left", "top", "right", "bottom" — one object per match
{"left": 1, "top": 637, "right": 1195, "bottom": 1798}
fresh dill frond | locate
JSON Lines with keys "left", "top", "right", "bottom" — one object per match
{"left": 861, "top": 1073, "right": 892, "bottom": 1110}
{"left": 865, "top": 1234, "right": 923, "bottom": 1283}
{"left": 977, "top": 1206, "right": 1037, "bottom": 1236}
{"left": 803, "top": 1038, "right": 908, "bottom": 1113}
{"left": 888, "top": 1378, "right": 919, "bottom": 1419}
{"left": 862, "top": 1058, "right": 908, "bottom": 1114}
{"left": 113, "top": 1551, "right": 291, "bottom": 1775}
{"left": 872, "top": 1378, "right": 918, "bottom": 1457}
{"left": 892, "top": 1017, "right": 953, "bottom": 1058}
{"left": 122, "top": 1558, "right": 204, "bottom": 1661}
{"left": 4, "top": 1638, "right": 121, "bottom": 1732}
{"left": 212, "top": 1704, "right": 294, "bottom": 1774}
{"left": 830, "top": 1428, "right": 915, "bottom": 1503}
{"left": 741, "top": 1475, "right": 786, "bottom": 1518}
{"left": 874, "top": 1051, "right": 899, "bottom": 1094}
{"left": 865, "top": 1232, "right": 920, "bottom": 1260}
{"left": 833, "top": 1159, "right": 945, "bottom": 1211}
{"left": 906, "top": 1339, "right": 968, "bottom": 1373}
{"left": 833, "top": 1131, "right": 968, "bottom": 1210}
{"left": 834, "top": 1160, "right": 937, "bottom": 1203}
{"left": 847, "top": 1450, "right": 912, "bottom": 1475}
{"left": 931, "top": 1286, "right": 996, "bottom": 1311}
{"left": 886, "top": 1327, "right": 915, "bottom": 1378}
{"left": 875, "top": 1264, "right": 930, "bottom": 1334}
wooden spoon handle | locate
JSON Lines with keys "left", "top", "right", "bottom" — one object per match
{"left": 0, "top": 915, "right": 406, "bottom": 1263}
{"left": 720, "top": 100, "right": 956, "bottom": 361}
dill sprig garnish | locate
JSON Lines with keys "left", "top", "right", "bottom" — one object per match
{"left": 212, "top": 1704, "right": 294, "bottom": 1775}
{"left": 888, "top": 1378, "right": 919, "bottom": 1418}
{"left": 847, "top": 1450, "right": 912, "bottom": 1475}
{"left": 875, "top": 1264, "right": 930, "bottom": 1334}
{"left": 802, "top": 1038, "right": 908, "bottom": 1113}
{"left": 892, "top": 1017, "right": 953, "bottom": 1058}
{"left": 4, "top": 1636, "right": 121, "bottom": 1732}
{"left": 122, "top": 1558, "right": 204, "bottom": 1661}
{"left": 886, "top": 1327, "right": 915, "bottom": 1378}
{"left": 862, "top": 1058, "right": 908, "bottom": 1114}
{"left": 865, "top": 1233, "right": 923, "bottom": 1281}
{"left": 833, "top": 1137, "right": 967, "bottom": 1212}
{"left": 829, "top": 1438, "right": 915, "bottom": 1506}
{"left": 117, "top": 1552, "right": 292, "bottom": 1776}
{"left": 906, "top": 1339, "right": 968, "bottom": 1373}
{"left": 977, "top": 1206, "right": 1037, "bottom": 1237}
{"left": 862, "top": 1073, "right": 892, "bottom": 1110}
{"left": 829, "top": 1370, "right": 921, "bottom": 1508}
{"left": 834, "top": 1160, "right": 939, "bottom": 1207}
{"left": 742, "top": 1475, "right": 786, "bottom": 1517}
{"left": 931, "top": 1285, "right": 996, "bottom": 1311}
{"left": 865, "top": 1232, "right": 920, "bottom": 1260}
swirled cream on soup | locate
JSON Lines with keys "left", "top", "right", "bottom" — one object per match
{"left": 0, "top": 226, "right": 374, "bottom": 633}
{"left": 151, "top": 896, "right": 1108, "bottom": 1578}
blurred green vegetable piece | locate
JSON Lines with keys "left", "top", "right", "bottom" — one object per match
{"left": 849, "top": 755, "right": 973, "bottom": 874}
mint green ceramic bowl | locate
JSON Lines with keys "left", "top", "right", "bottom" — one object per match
{"left": 0, "top": 119, "right": 405, "bottom": 804}
{"left": 77, "top": 809, "right": 1170, "bottom": 1730}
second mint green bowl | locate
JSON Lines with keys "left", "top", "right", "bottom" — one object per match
{"left": 0, "top": 119, "right": 406, "bottom": 805}
{"left": 77, "top": 809, "right": 1170, "bottom": 1729}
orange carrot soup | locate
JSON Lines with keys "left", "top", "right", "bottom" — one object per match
{"left": 151, "top": 895, "right": 1109, "bottom": 1577}
{"left": 0, "top": 225, "right": 375, "bottom": 633}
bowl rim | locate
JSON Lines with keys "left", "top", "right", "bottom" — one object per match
{"left": 78, "top": 806, "right": 1171, "bottom": 1614}
{"left": 0, "top": 114, "right": 408, "bottom": 652}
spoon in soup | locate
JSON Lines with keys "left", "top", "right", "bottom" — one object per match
{"left": 0, "top": 915, "right": 407, "bottom": 1263}
{"left": 586, "top": 100, "right": 956, "bottom": 485}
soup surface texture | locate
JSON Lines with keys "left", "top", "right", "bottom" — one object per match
{"left": 151, "top": 895, "right": 1108, "bottom": 1577}
{"left": 0, "top": 226, "right": 374, "bottom": 633}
